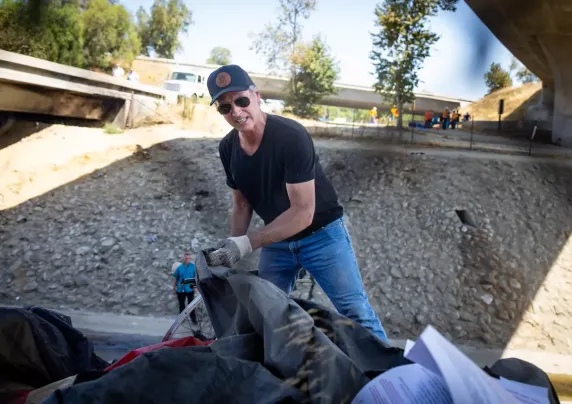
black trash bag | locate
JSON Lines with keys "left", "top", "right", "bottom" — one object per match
{"left": 44, "top": 346, "right": 303, "bottom": 404}
{"left": 44, "top": 251, "right": 561, "bottom": 404}
{"left": 197, "top": 251, "right": 410, "bottom": 400}
{"left": 487, "top": 358, "right": 561, "bottom": 404}
{"left": 44, "top": 251, "right": 408, "bottom": 404}
{"left": 0, "top": 306, "right": 107, "bottom": 401}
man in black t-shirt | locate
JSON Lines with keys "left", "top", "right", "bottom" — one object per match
{"left": 204, "top": 65, "right": 388, "bottom": 342}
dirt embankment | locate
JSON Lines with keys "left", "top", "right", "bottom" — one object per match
{"left": 2, "top": 124, "right": 572, "bottom": 355}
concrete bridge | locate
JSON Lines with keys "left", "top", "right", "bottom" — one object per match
{"left": 133, "top": 56, "right": 473, "bottom": 113}
{"left": 0, "top": 50, "right": 168, "bottom": 127}
{"left": 466, "top": 0, "right": 572, "bottom": 146}
{"left": 0, "top": 49, "right": 472, "bottom": 129}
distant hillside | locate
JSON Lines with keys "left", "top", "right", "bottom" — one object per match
{"left": 466, "top": 82, "right": 542, "bottom": 121}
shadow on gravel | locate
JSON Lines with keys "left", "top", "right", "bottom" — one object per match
{"left": 1, "top": 137, "right": 572, "bottom": 362}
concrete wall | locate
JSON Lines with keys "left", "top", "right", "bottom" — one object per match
{"left": 539, "top": 35, "right": 572, "bottom": 146}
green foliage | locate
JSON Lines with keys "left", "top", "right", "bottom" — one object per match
{"left": 484, "top": 62, "right": 513, "bottom": 94}
{"left": 287, "top": 36, "right": 339, "bottom": 118}
{"left": 206, "top": 47, "right": 232, "bottom": 65}
{"left": 82, "top": 0, "right": 140, "bottom": 70}
{"left": 251, "top": 0, "right": 316, "bottom": 74}
{"left": 136, "top": 6, "right": 150, "bottom": 55}
{"left": 253, "top": 0, "right": 337, "bottom": 118}
{"left": 370, "top": 0, "right": 457, "bottom": 128}
{"left": 0, "top": 0, "right": 84, "bottom": 66}
{"left": 323, "top": 106, "right": 370, "bottom": 123}
{"left": 138, "top": 0, "right": 192, "bottom": 59}
{"left": 516, "top": 67, "right": 538, "bottom": 84}
{"left": 508, "top": 57, "right": 538, "bottom": 84}
{"left": 0, "top": 0, "right": 196, "bottom": 70}
{"left": 103, "top": 123, "right": 123, "bottom": 134}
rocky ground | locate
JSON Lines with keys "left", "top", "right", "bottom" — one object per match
{"left": 1, "top": 124, "right": 572, "bottom": 353}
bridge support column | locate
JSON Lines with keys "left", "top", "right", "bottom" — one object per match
{"left": 540, "top": 35, "right": 572, "bottom": 146}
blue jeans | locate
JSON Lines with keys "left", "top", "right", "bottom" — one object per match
{"left": 258, "top": 218, "right": 389, "bottom": 342}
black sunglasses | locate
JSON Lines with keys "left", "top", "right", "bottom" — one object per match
{"left": 217, "top": 96, "right": 251, "bottom": 115}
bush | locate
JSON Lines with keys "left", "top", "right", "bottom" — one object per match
{"left": 103, "top": 123, "right": 123, "bottom": 135}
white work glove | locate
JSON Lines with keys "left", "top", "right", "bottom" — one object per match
{"left": 206, "top": 236, "right": 252, "bottom": 268}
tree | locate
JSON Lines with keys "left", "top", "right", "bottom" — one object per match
{"left": 287, "top": 36, "right": 339, "bottom": 117}
{"left": 508, "top": 57, "right": 519, "bottom": 77}
{"left": 206, "top": 47, "right": 231, "bottom": 65}
{"left": 516, "top": 67, "right": 538, "bottom": 84}
{"left": 251, "top": 0, "right": 316, "bottom": 74}
{"left": 484, "top": 62, "right": 513, "bottom": 94}
{"left": 508, "top": 57, "right": 538, "bottom": 84}
{"left": 252, "top": 0, "right": 333, "bottom": 117}
{"left": 0, "top": 0, "right": 84, "bottom": 67}
{"left": 136, "top": 6, "right": 150, "bottom": 55}
{"left": 138, "top": 0, "right": 192, "bottom": 59}
{"left": 82, "top": 0, "right": 140, "bottom": 70}
{"left": 370, "top": 0, "right": 457, "bottom": 129}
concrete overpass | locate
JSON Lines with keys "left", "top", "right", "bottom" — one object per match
{"left": 133, "top": 56, "right": 473, "bottom": 113}
{"left": 465, "top": 0, "right": 572, "bottom": 146}
{"left": 0, "top": 50, "right": 169, "bottom": 127}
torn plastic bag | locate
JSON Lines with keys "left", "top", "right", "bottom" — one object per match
{"left": 43, "top": 251, "right": 408, "bottom": 403}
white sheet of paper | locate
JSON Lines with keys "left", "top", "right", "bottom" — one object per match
{"left": 498, "top": 378, "right": 549, "bottom": 404}
{"left": 351, "top": 363, "right": 453, "bottom": 404}
{"left": 405, "top": 326, "right": 519, "bottom": 404}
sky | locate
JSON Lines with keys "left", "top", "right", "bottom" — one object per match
{"left": 124, "top": 0, "right": 517, "bottom": 102}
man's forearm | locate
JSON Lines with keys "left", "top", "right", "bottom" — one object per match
{"left": 248, "top": 206, "right": 313, "bottom": 250}
{"left": 231, "top": 205, "right": 253, "bottom": 236}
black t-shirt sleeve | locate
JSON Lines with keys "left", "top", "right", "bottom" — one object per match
{"left": 219, "top": 136, "right": 237, "bottom": 189}
{"left": 283, "top": 127, "right": 316, "bottom": 184}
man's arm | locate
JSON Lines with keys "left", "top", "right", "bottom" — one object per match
{"left": 173, "top": 279, "right": 177, "bottom": 295}
{"left": 231, "top": 189, "right": 253, "bottom": 236}
{"left": 248, "top": 180, "right": 315, "bottom": 250}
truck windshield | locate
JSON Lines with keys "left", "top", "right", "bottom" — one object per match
{"left": 171, "top": 72, "right": 197, "bottom": 82}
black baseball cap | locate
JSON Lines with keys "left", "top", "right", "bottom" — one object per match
{"left": 207, "top": 65, "right": 255, "bottom": 106}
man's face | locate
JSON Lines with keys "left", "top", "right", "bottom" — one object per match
{"left": 216, "top": 90, "right": 262, "bottom": 132}
{"left": 183, "top": 254, "right": 191, "bottom": 264}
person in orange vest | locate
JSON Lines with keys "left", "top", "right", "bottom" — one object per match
{"left": 424, "top": 110, "right": 434, "bottom": 128}
{"left": 369, "top": 107, "right": 377, "bottom": 124}
{"left": 390, "top": 106, "right": 399, "bottom": 120}
{"left": 450, "top": 110, "right": 460, "bottom": 129}
{"left": 441, "top": 108, "right": 450, "bottom": 130}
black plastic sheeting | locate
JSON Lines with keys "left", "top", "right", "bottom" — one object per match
{"left": 43, "top": 252, "right": 561, "bottom": 404}
{"left": 0, "top": 306, "right": 107, "bottom": 402}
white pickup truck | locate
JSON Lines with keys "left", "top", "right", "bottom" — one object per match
{"left": 163, "top": 69, "right": 208, "bottom": 100}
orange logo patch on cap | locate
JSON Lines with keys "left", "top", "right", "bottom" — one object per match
{"left": 215, "top": 72, "right": 231, "bottom": 88}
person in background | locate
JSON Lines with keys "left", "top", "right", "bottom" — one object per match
{"left": 390, "top": 106, "right": 398, "bottom": 121}
{"left": 424, "top": 110, "right": 434, "bottom": 128}
{"left": 450, "top": 110, "right": 460, "bottom": 129}
{"left": 441, "top": 108, "right": 450, "bottom": 130}
{"left": 173, "top": 252, "right": 197, "bottom": 322}
{"left": 369, "top": 107, "right": 377, "bottom": 124}
{"left": 111, "top": 63, "right": 124, "bottom": 78}
{"left": 126, "top": 68, "right": 139, "bottom": 82}
{"left": 463, "top": 112, "right": 471, "bottom": 122}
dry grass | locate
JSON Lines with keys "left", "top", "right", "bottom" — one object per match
{"left": 466, "top": 82, "right": 542, "bottom": 121}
